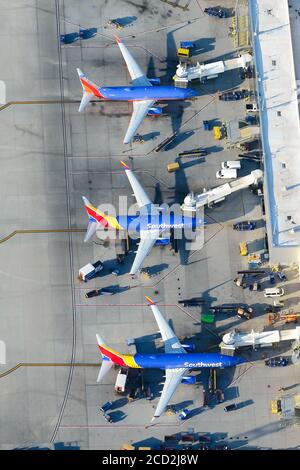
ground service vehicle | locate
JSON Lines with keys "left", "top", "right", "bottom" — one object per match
{"left": 60, "top": 32, "right": 79, "bottom": 44}
{"left": 246, "top": 102, "right": 258, "bottom": 112}
{"left": 204, "top": 7, "right": 227, "bottom": 18}
{"left": 224, "top": 403, "right": 237, "bottom": 412}
{"left": 245, "top": 114, "right": 258, "bottom": 125}
{"left": 107, "top": 18, "right": 124, "bottom": 29}
{"left": 203, "top": 120, "right": 211, "bottom": 131}
{"left": 180, "top": 41, "right": 194, "bottom": 49}
{"left": 222, "top": 161, "right": 241, "bottom": 170}
{"left": 179, "top": 148, "right": 208, "bottom": 157}
{"left": 277, "top": 271, "right": 287, "bottom": 282}
{"left": 216, "top": 389, "right": 225, "bottom": 403}
{"left": 177, "top": 47, "right": 190, "bottom": 59}
{"left": 249, "top": 281, "right": 261, "bottom": 291}
{"left": 264, "top": 287, "right": 284, "bottom": 298}
{"left": 85, "top": 289, "right": 102, "bottom": 299}
{"left": 100, "top": 401, "right": 112, "bottom": 413}
{"left": 167, "top": 162, "right": 180, "bottom": 173}
{"left": 79, "top": 261, "right": 103, "bottom": 282}
{"left": 265, "top": 357, "right": 288, "bottom": 367}
{"left": 103, "top": 412, "right": 113, "bottom": 423}
{"left": 239, "top": 242, "right": 248, "bottom": 256}
{"left": 213, "top": 126, "right": 222, "bottom": 140}
{"left": 237, "top": 306, "right": 253, "bottom": 320}
{"left": 216, "top": 169, "right": 237, "bottom": 179}
{"left": 115, "top": 368, "right": 129, "bottom": 393}
{"left": 234, "top": 277, "right": 247, "bottom": 288}
{"left": 79, "top": 28, "right": 97, "bottom": 39}
{"left": 271, "top": 400, "right": 282, "bottom": 414}
{"left": 178, "top": 409, "right": 191, "bottom": 420}
{"left": 219, "top": 90, "right": 249, "bottom": 101}
{"left": 267, "top": 274, "right": 275, "bottom": 284}
{"left": 233, "top": 221, "right": 256, "bottom": 231}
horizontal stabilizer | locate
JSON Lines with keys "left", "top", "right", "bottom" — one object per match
{"left": 97, "top": 359, "right": 113, "bottom": 383}
{"left": 79, "top": 91, "right": 93, "bottom": 112}
{"left": 84, "top": 220, "right": 98, "bottom": 242}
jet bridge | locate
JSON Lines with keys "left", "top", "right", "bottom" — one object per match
{"left": 174, "top": 53, "right": 252, "bottom": 86}
{"left": 220, "top": 326, "right": 300, "bottom": 354}
{"left": 181, "top": 169, "right": 263, "bottom": 212}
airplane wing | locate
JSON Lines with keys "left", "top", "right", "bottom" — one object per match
{"left": 114, "top": 35, "right": 151, "bottom": 86}
{"left": 130, "top": 231, "right": 158, "bottom": 275}
{"left": 146, "top": 297, "right": 187, "bottom": 354}
{"left": 120, "top": 160, "right": 157, "bottom": 211}
{"left": 153, "top": 368, "right": 189, "bottom": 419}
{"left": 123, "top": 99, "right": 155, "bottom": 144}
{"left": 145, "top": 298, "right": 190, "bottom": 419}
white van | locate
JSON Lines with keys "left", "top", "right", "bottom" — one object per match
{"left": 246, "top": 102, "right": 258, "bottom": 113}
{"left": 264, "top": 287, "right": 284, "bottom": 298}
{"left": 221, "top": 161, "right": 241, "bottom": 170}
{"left": 216, "top": 169, "right": 237, "bottom": 179}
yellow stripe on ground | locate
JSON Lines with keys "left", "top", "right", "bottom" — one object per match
{"left": 0, "top": 363, "right": 99, "bottom": 379}
{"left": 0, "top": 229, "right": 85, "bottom": 245}
{"left": 0, "top": 100, "right": 79, "bottom": 112}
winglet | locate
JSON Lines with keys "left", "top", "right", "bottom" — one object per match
{"left": 120, "top": 160, "right": 130, "bottom": 170}
{"left": 145, "top": 296, "right": 155, "bottom": 305}
{"left": 114, "top": 35, "right": 121, "bottom": 44}
{"left": 76, "top": 68, "right": 85, "bottom": 78}
{"left": 96, "top": 334, "right": 104, "bottom": 347}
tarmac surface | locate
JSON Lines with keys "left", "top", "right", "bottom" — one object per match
{"left": 0, "top": 0, "right": 300, "bottom": 450}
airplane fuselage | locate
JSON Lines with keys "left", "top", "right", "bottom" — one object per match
{"left": 98, "top": 85, "right": 197, "bottom": 101}
{"left": 134, "top": 352, "right": 244, "bottom": 369}
{"left": 107, "top": 351, "right": 244, "bottom": 369}
{"left": 116, "top": 213, "right": 204, "bottom": 232}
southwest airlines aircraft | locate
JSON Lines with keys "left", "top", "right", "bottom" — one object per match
{"left": 77, "top": 35, "right": 197, "bottom": 143}
{"left": 83, "top": 161, "right": 205, "bottom": 275}
{"left": 96, "top": 297, "right": 245, "bottom": 420}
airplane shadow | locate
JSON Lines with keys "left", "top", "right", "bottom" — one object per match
{"left": 164, "top": 129, "right": 195, "bottom": 150}
{"left": 100, "top": 284, "right": 131, "bottom": 295}
{"left": 192, "top": 37, "right": 216, "bottom": 55}
{"left": 187, "top": 406, "right": 204, "bottom": 418}
{"left": 146, "top": 56, "right": 157, "bottom": 80}
{"left": 162, "top": 102, "right": 193, "bottom": 136}
{"left": 141, "top": 130, "right": 160, "bottom": 142}
{"left": 173, "top": 400, "right": 194, "bottom": 411}
{"left": 177, "top": 156, "right": 206, "bottom": 169}
{"left": 141, "top": 263, "right": 169, "bottom": 276}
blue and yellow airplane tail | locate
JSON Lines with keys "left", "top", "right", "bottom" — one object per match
{"left": 82, "top": 196, "right": 121, "bottom": 242}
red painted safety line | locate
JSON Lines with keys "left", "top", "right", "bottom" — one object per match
{"left": 60, "top": 423, "right": 179, "bottom": 429}
{"left": 75, "top": 303, "right": 200, "bottom": 323}
{"left": 75, "top": 303, "right": 195, "bottom": 309}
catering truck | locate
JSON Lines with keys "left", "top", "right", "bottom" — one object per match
{"left": 216, "top": 168, "right": 237, "bottom": 179}
{"left": 115, "top": 368, "right": 129, "bottom": 393}
{"left": 221, "top": 161, "right": 241, "bottom": 170}
{"left": 78, "top": 261, "right": 103, "bottom": 282}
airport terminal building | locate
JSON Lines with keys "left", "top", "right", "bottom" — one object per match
{"left": 249, "top": 0, "right": 300, "bottom": 268}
